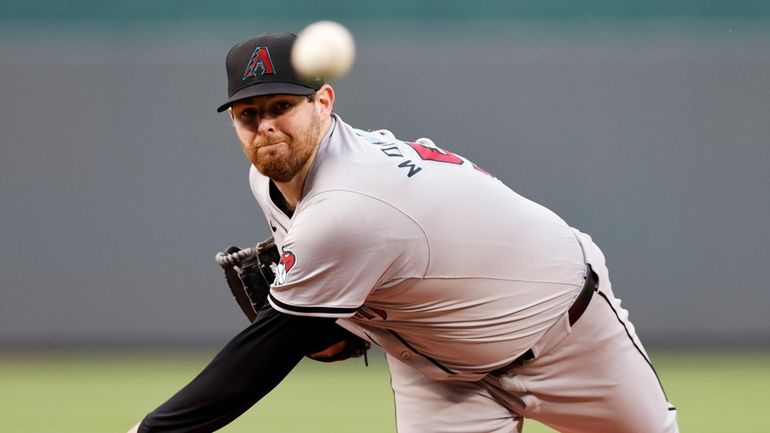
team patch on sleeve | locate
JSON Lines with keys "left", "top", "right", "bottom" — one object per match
{"left": 273, "top": 250, "right": 296, "bottom": 285}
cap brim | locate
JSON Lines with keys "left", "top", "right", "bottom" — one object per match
{"left": 216, "top": 82, "right": 316, "bottom": 112}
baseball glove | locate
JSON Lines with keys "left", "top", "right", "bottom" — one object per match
{"left": 215, "top": 237, "right": 280, "bottom": 322}
{"left": 215, "top": 237, "right": 370, "bottom": 363}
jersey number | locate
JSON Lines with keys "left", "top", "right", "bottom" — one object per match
{"left": 407, "top": 141, "right": 491, "bottom": 175}
{"left": 407, "top": 142, "right": 464, "bottom": 165}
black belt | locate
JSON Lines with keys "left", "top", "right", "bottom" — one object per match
{"left": 567, "top": 264, "right": 599, "bottom": 327}
{"left": 493, "top": 265, "right": 599, "bottom": 373}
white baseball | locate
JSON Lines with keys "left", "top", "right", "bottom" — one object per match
{"left": 292, "top": 21, "right": 356, "bottom": 80}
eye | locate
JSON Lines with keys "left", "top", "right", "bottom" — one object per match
{"left": 238, "top": 108, "right": 258, "bottom": 123}
{"left": 267, "top": 101, "right": 294, "bottom": 117}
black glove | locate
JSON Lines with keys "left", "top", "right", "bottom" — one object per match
{"left": 215, "top": 237, "right": 279, "bottom": 322}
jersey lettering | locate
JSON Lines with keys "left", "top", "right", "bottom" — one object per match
{"left": 380, "top": 146, "right": 404, "bottom": 158}
{"left": 398, "top": 160, "right": 423, "bottom": 177}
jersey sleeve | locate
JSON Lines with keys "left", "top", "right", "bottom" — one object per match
{"left": 267, "top": 190, "right": 428, "bottom": 318}
{"left": 138, "top": 306, "right": 337, "bottom": 432}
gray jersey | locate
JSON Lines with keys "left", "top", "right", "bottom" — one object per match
{"left": 250, "top": 114, "right": 587, "bottom": 381}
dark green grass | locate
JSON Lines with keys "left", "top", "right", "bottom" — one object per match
{"left": 1, "top": 350, "right": 768, "bottom": 432}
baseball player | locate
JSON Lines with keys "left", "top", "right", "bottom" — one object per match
{"left": 128, "top": 32, "right": 679, "bottom": 433}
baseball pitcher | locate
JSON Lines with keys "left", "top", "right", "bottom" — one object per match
{"left": 128, "top": 32, "right": 679, "bottom": 433}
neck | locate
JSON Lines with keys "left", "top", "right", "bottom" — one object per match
{"left": 273, "top": 115, "right": 333, "bottom": 210}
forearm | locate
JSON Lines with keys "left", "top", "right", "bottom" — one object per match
{"left": 136, "top": 307, "right": 336, "bottom": 432}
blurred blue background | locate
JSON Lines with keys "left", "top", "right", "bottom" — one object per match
{"left": 1, "top": 1, "right": 769, "bottom": 350}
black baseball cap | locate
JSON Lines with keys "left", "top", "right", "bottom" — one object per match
{"left": 216, "top": 32, "right": 324, "bottom": 112}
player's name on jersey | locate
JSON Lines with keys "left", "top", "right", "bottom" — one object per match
{"left": 356, "top": 130, "right": 425, "bottom": 178}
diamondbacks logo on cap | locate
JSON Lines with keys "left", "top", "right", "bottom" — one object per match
{"left": 243, "top": 46, "right": 275, "bottom": 80}
{"left": 273, "top": 250, "right": 296, "bottom": 285}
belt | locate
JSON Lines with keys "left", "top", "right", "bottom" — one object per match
{"left": 568, "top": 264, "right": 599, "bottom": 327}
{"left": 493, "top": 265, "right": 599, "bottom": 372}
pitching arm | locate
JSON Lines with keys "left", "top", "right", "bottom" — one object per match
{"left": 134, "top": 305, "right": 337, "bottom": 433}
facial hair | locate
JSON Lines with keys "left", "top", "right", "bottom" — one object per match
{"left": 251, "top": 111, "right": 323, "bottom": 183}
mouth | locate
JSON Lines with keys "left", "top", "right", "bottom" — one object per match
{"left": 257, "top": 141, "right": 285, "bottom": 150}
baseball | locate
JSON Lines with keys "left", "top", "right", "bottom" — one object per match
{"left": 292, "top": 21, "right": 356, "bottom": 80}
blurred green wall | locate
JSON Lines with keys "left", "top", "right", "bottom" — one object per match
{"left": 2, "top": 0, "right": 770, "bottom": 23}
{"left": 1, "top": 2, "right": 768, "bottom": 349}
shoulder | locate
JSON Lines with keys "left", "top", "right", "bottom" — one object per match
{"left": 297, "top": 189, "right": 417, "bottom": 230}
{"left": 281, "top": 189, "right": 430, "bottom": 289}
{"left": 293, "top": 190, "right": 425, "bottom": 249}
{"left": 327, "top": 114, "right": 402, "bottom": 155}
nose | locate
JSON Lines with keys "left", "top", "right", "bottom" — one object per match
{"left": 256, "top": 117, "right": 276, "bottom": 135}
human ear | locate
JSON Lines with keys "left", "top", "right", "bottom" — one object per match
{"left": 315, "top": 84, "right": 335, "bottom": 115}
